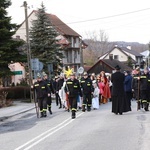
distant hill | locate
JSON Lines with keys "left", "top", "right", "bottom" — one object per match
{"left": 83, "top": 39, "right": 148, "bottom": 53}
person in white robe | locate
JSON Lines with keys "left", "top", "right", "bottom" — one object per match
{"left": 92, "top": 80, "right": 100, "bottom": 109}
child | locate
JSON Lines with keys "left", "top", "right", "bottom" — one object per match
{"left": 92, "top": 80, "right": 100, "bottom": 109}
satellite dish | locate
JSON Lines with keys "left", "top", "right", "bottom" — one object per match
{"left": 78, "top": 67, "right": 84, "bottom": 74}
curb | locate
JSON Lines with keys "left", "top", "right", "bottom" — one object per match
{"left": 0, "top": 107, "right": 35, "bottom": 122}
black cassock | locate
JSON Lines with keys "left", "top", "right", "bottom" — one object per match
{"left": 111, "top": 71, "right": 131, "bottom": 114}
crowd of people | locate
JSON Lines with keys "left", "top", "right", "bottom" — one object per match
{"left": 31, "top": 65, "right": 150, "bottom": 119}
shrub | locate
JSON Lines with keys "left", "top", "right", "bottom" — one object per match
{"left": 0, "top": 86, "right": 32, "bottom": 108}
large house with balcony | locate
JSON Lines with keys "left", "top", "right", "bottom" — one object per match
{"left": 13, "top": 10, "right": 87, "bottom": 73}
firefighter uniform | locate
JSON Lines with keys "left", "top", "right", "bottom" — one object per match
{"left": 132, "top": 68, "right": 149, "bottom": 111}
{"left": 32, "top": 73, "right": 50, "bottom": 117}
{"left": 65, "top": 73, "right": 82, "bottom": 119}
{"left": 42, "top": 72, "right": 54, "bottom": 114}
{"left": 147, "top": 74, "right": 150, "bottom": 111}
{"left": 80, "top": 72, "right": 94, "bottom": 112}
{"left": 132, "top": 68, "right": 141, "bottom": 109}
{"left": 139, "top": 73, "right": 148, "bottom": 110}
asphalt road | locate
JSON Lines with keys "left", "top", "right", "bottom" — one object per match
{"left": 0, "top": 100, "right": 150, "bottom": 150}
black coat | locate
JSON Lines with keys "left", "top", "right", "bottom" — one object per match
{"left": 111, "top": 71, "right": 130, "bottom": 114}
{"left": 111, "top": 71, "right": 125, "bottom": 96}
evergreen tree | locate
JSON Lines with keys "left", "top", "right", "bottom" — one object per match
{"left": 0, "top": 0, "right": 26, "bottom": 79}
{"left": 127, "top": 56, "right": 133, "bottom": 68}
{"left": 30, "top": 3, "right": 63, "bottom": 73}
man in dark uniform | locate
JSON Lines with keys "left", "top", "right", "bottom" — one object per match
{"left": 111, "top": 65, "right": 130, "bottom": 115}
{"left": 65, "top": 72, "right": 82, "bottom": 119}
{"left": 80, "top": 72, "right": 94, "bottom": 112}
{"left": 132, "top": 67, "right": 141, "bottom": 109}
{"left": 42, "top": 72, "right": 54, "bottom": 114}
{"left": 31, "top": 73, "right": 50, "bottom": 118}
{"left": 139, "top": 69, "right": 149, "bottom": 111}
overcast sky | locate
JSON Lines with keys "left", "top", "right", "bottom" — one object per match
{"left": 7, "top": 0, "right": 150, "bottom": 44}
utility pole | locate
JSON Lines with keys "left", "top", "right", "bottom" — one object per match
{"left": 148, "top": 42, "right": 150, "bottom": 69}
{"left": 80, "top": 38, "right": 84, "bottom": 67}
{"left": 23, "top": 1, "right": 33, "bottom": 101}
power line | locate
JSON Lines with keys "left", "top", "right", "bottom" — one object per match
{"left": 66, "top": 7, "right": 150, "bottom": 25}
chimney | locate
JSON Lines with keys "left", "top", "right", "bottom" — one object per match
{"left": 127, "top": 45, "right": 131, "bottom": 50}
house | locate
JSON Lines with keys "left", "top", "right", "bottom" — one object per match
{"left": 8, "top": 62, "right": 25, "bottom": 85}
{"left": 13, "top": 10, "right": 87, "bottom": 73}
{"left": 87, "top": 59, "right": 132, "bottom": 75}
{"left": 99, "top": 45, "right": 143, "bottom": 68}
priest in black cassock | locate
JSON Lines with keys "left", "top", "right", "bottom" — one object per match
{"left": 111, "top": 65, "right": 131, "bottom": 115}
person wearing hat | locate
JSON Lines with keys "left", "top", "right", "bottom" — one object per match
{"left": 42, "top": 72, "right": 54, "bottom": 115}
{"left": 80, "top": 72, "right": 94, "bottom": 112}
{"left": 64, "top": 72, "right": 82, "bottom": 119}
{"left": 111, "top": 65, "right": 130, "bottom": 115}
{"left": 31, "top": 73, "right": 50, "bottom": 118}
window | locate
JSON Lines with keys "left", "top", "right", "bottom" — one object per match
{"left": 114, "top": 55, "right": 118, "bottom": 60}
{"left": 109, "top": 54, "right": 113, "bottom": 60}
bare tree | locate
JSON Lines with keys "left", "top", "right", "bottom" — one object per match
{"left": 83, "top": 30, "right": 112, "bottom": 65}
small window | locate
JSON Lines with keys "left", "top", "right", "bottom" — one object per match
{"left": 114, "top": 55, "right": 118, "bottom": 60}
{"left": 109, "top": 54, "right": 113, "bottom": 60}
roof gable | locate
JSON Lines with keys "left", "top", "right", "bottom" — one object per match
{"left": 99, "top": 46, "right": 143, "bottom": 60}
{"left": 16, "top": 10, "right": 81, "bottom": 38}
{"left": 87, "top": 59, "right": 132, "bottom": 74}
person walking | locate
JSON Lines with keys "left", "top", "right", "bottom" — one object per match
{"left": 80, "top": 72, "right": 94, "bottom": 112}
{"left": 132, "top": 67, "right": 141, "bottom": 109}
{"left": 65, "top": 72, "right": 82, "bottom": 119}
{"left": 56, "top": 74, "right": 64, "bottom": 109}
{"left": 42, "top": 72, "right": 54, "bottom": 115}
{"left": 98, "top": 71, "right": 111, "bottom": 104}
{"left": 111, "top": 65, "right": 130, "bottom": 115}
{"left": 31, "top": 73, "right": 50, "bottom": 118}
{"left": 139, "top": 69, "right": 149, "bottom": 111}
{"left": 53, "top": 76, "right": 61, "bottom": 107}
{"left": 124, "top": 70, "right": 132, "bottom": 111}
{"left": 92, "top": 80, "right": 100, "bottom": 109}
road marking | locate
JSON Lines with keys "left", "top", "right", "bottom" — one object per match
{"left": 14, "top": 112, "right": 84, "bottom": 150}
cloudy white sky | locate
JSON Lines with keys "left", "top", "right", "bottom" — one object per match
{"left": 7, "top": 0, "right": 150, "bottom": 44}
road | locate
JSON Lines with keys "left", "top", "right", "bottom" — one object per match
{"left": 0, "top": 100, "right": 150, "bottom": 150}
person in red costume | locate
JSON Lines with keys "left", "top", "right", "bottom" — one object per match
{"left": 98, "top": 71, "right": 111, "bottom": 104}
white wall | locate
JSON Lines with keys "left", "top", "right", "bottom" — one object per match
{"left": 9, "top": 63, "right": 25, "bottom": 85}
{"left": 105, "top": 48, "right": 128, "bottom": 61}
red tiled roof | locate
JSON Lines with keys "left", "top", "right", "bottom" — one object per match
{"left": 19, "top": 10, "right": 81, "bottom": 37}
{"left": 47, "top": 13, "right": 81, "bottom": 37}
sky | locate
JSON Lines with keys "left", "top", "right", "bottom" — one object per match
{"left": 7, "top": 0, "right": 150, "bottom": 44}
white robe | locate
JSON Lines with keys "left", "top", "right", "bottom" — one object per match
{"left": 92, "top": 87, "right": 99, "bottom": 109}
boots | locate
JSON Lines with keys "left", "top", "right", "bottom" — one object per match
{"left": 144, "top": 103, "right": 149, "bottom": 111}
{"left": 48, "top": 107, "right": 52, "bottom": 114}
{"left": 72, "top": 110, "right": 76, "bottom": 119}
{"left": 137, "top": 101, "right": 141, "bottom": 110}
{"left": 82, "top": 105, "right": 85, "bottom": 112}
{"left": 40, "top": 112, "right": 44, "bottom": 118}
{"left": 87, "top": 106, "right": 91, "bottom": 111}
{"left": 43, "top": 111, "right": 47, "bottom": 117}
{"left": 59, "top": 104, "right": 62, "bottom": 109}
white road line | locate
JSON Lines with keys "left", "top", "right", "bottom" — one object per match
{"left": 14, "top": 112, "right": 84, "bottom": 150}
